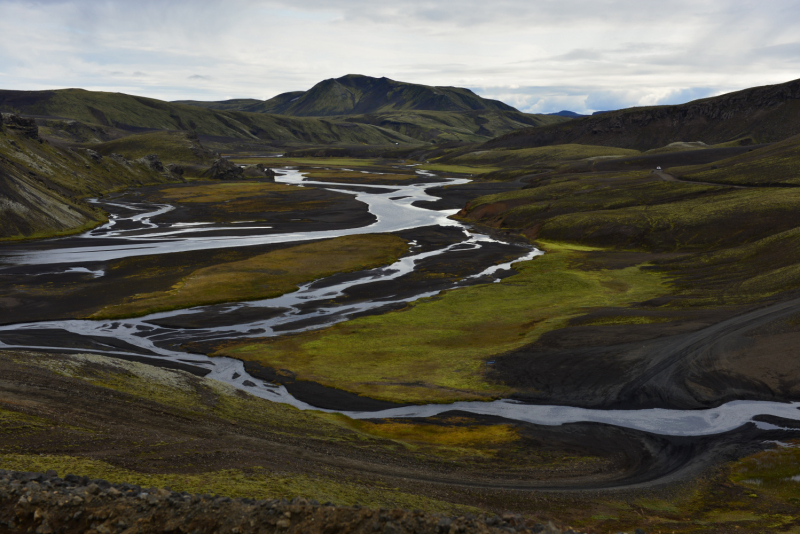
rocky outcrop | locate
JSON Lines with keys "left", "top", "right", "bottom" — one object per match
{"left": 167, "top": 163, "right": 185, "bottom": 176}
{"left": 242, "top": 163, "right": 277, "bottom": 181}
{"left": 1, "top": 114, "right": 38, "bottom": 139}
{"left": 205, "top": 157, "right": 244, "bottom": 180}
{"left": 137, "top": 154, "right": 165, "bottom": 172}
{"left": 109, "top": 153, "right": 130, "bottom": 166}
{"left": 80, "top": 149, "right": 103, "bottom": 162}
{"left": 0, "top": 469, "right": 591, "bottom": 534}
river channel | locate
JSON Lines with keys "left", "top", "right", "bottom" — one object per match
{"left": 1, "top": 167, "right": 799, "bottom": 439}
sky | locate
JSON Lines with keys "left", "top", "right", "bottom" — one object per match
{"left": 1, "top": 0, "right": 798, "bottom": 114}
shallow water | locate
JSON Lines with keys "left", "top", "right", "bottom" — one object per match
{"left": 1, "top": 168, "right": 799, "bottom": 437}
{"left": 2, "top": 169, "right": 470, "bottom": 265}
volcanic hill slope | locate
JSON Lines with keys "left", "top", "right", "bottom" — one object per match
{"left": 0, "top": 76, "right": 566, "bottom": 147}
{"left": 484, "top": 77, "right": 800, "bottom": 150}
{"left": 0, "top": 113, "right": 182, "bottom": 240}
{"left": 176, "top": 74, "right": 517, "bottom": 116}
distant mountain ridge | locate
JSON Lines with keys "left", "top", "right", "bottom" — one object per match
{"left": 547, "top": 110, "right": 587, "bottom": 118}
{"left": 176, "top": 74, "right": 517, "bottom": 116}
{"left": 484, "top": 78, "right": 800, "bottom": 151}
{"left": 0, "top": 86, "right": 563, "bottom": 146}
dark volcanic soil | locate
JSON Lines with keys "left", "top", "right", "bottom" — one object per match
{"left": 493, "top": 294, "right": 800, "bottom": 410}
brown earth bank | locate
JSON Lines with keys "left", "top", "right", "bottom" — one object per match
{"left": 0, "top": 470, "right": 582, "bottom": 534}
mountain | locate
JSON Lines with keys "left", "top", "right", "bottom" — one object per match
{"left": 176, "top": 74, "right": 517, "bottom": 116}
{"left": 0, "top": 88, "right": 423, "bottom": 145}
{"left": 483, "top": 78, "right": 800, "bottom": 151}
{"left": 0, "top": 87, "right": 563, "bottom": 146}
{"left": 547, "top": 110, "right": 587, "bottom": 118}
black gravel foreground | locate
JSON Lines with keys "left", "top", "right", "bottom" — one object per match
{"left": 0, "top": 469, "right": 645, "bottom": 534}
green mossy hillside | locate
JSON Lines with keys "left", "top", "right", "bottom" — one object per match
{"left": 0, "top": 121, "right": 181, "bottom": 240}
{"left": 671, "top": 133, "right": 800, "bottom": 186}
{"left": 90, "top": 130, "right": 218, "bottom": 169}
{"left": 441, "top": 144, "right": 641, "bottom": 168}
{"left": 0, "top": 87, "right": 566, "bottom": 146}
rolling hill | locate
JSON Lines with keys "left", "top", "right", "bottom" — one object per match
{"left": 483, "top": 77, "right": 800, "bottom": 151}
{"left": 0, "top": 114, "right": 181, "bottom": 240}
{"left": 0, "top": 85, "right": 563, "bottom": 146}
{"left": 176, "top": 74, "right": 516, "bottom": 116}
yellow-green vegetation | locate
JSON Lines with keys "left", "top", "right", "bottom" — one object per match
{"left": 0, "top": 352, "right": 482, "bottom": 513}
{"left": 341, "top": 110, "right": 567, "bottom": 144}
{"left": 540, "top": 186, "right": 800, "bottom": 251}
{"left": 418, "top": 163, "right": 501, "bottom": 175}
{"left": 664, "top": 225, "right": 800, "bottom": 305}
{"left": 91, "top": 130, "right": 216, "bottom": 169}
{"left": 10, "top": 351, "right": 346, "bottom": 439}
{"left": 0, "top": 454, "right": 472, "bottom": 513}
{"left": 460, "top": 169, "right": 800, "bottom": 252}
{"left": 445, "top": 145, "right": 641, "bottom": 167}
{"left": 323, "top": 415, "right": 519, "bottom": 458}
{"left": 159, "top": 182, "right": 300, "bottom": 203}
{"left": 670, "top": 133, "right": 800, "bottom": 186}
{"left": 0, "top": 88, "right": 422, "bottom": 146}
{"left": 644, "top": 141, "right": 710, "bottom": 154}
{"left": 219, "top": 242, "right": 668, "bottom": 403}
{"left": 303, "top": 170, "right": 419, "bottom": 183}
{"left": 0, "top": 123, "right": 178, "bottom": 240}
{"left": 230, "top": 157, "right": 379, "bottom": 167}
{"left": 463, "top": 171, "right": 716, "bottom": 215}
{"left": 93, "top": 234, "right": 409, "bottom": 319}
{"left": 578, "top": 315, "right": 677, "bottom": 326}
{"left": 0, "top": 406, "right": 50, "bottom": 436}
{"left": 731, "top": 441, "right": 800, "bottom": 506}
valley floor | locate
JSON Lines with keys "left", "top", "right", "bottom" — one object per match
{"left": 2, "top": 154, "right": 800, "bottom": 532}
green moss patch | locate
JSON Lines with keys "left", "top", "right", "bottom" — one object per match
{"left": 218, "top": 242, "right": 668, "bottom": 403}
{"left": 0, "top": 454, "right": 473, "bottom": 514}
{"left": 93, "top": 234, "right": 408, "bottom": 319}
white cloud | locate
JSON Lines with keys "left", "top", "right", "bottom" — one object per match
{"left": 0, "top": 0, "right": 798, "bottom": 112}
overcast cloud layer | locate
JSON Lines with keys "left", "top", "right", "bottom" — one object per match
{"left": 1, "top": 0, "right": 798, "bottom": 114}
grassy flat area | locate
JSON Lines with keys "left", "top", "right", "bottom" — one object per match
{"left": 231, "top": 157, "right": 379, "bottom": 167}
{"left": 218, "top": 242, "right": 668, "bottom": 403}
{"left": 446, "top": 145, "right": 641, "bottom": 167}
{"left": 93, "top": 234, "right": 408, "bottom": 319}
{"left": 303, "top": 170, "right": 420, "bottom": 184}
{"left": 418, "top": 163, "right": 501, "bottom": 175}
{"left": 159, "top": 182, "right": 300, "bottom": 202}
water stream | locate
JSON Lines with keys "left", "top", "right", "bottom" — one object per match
{"left": 1, "top": 168, "right": 799, "bottom": 438}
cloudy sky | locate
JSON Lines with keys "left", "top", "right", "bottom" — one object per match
{"left": 1, "top": 0, "right": 798, "bottom": 114}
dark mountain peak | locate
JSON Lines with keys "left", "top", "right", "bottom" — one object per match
{"left": 176, "top": 75, "right": 518, "bottom": 116}
{"left": 547, "top": 110, "right": 587, "bottom": 118}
